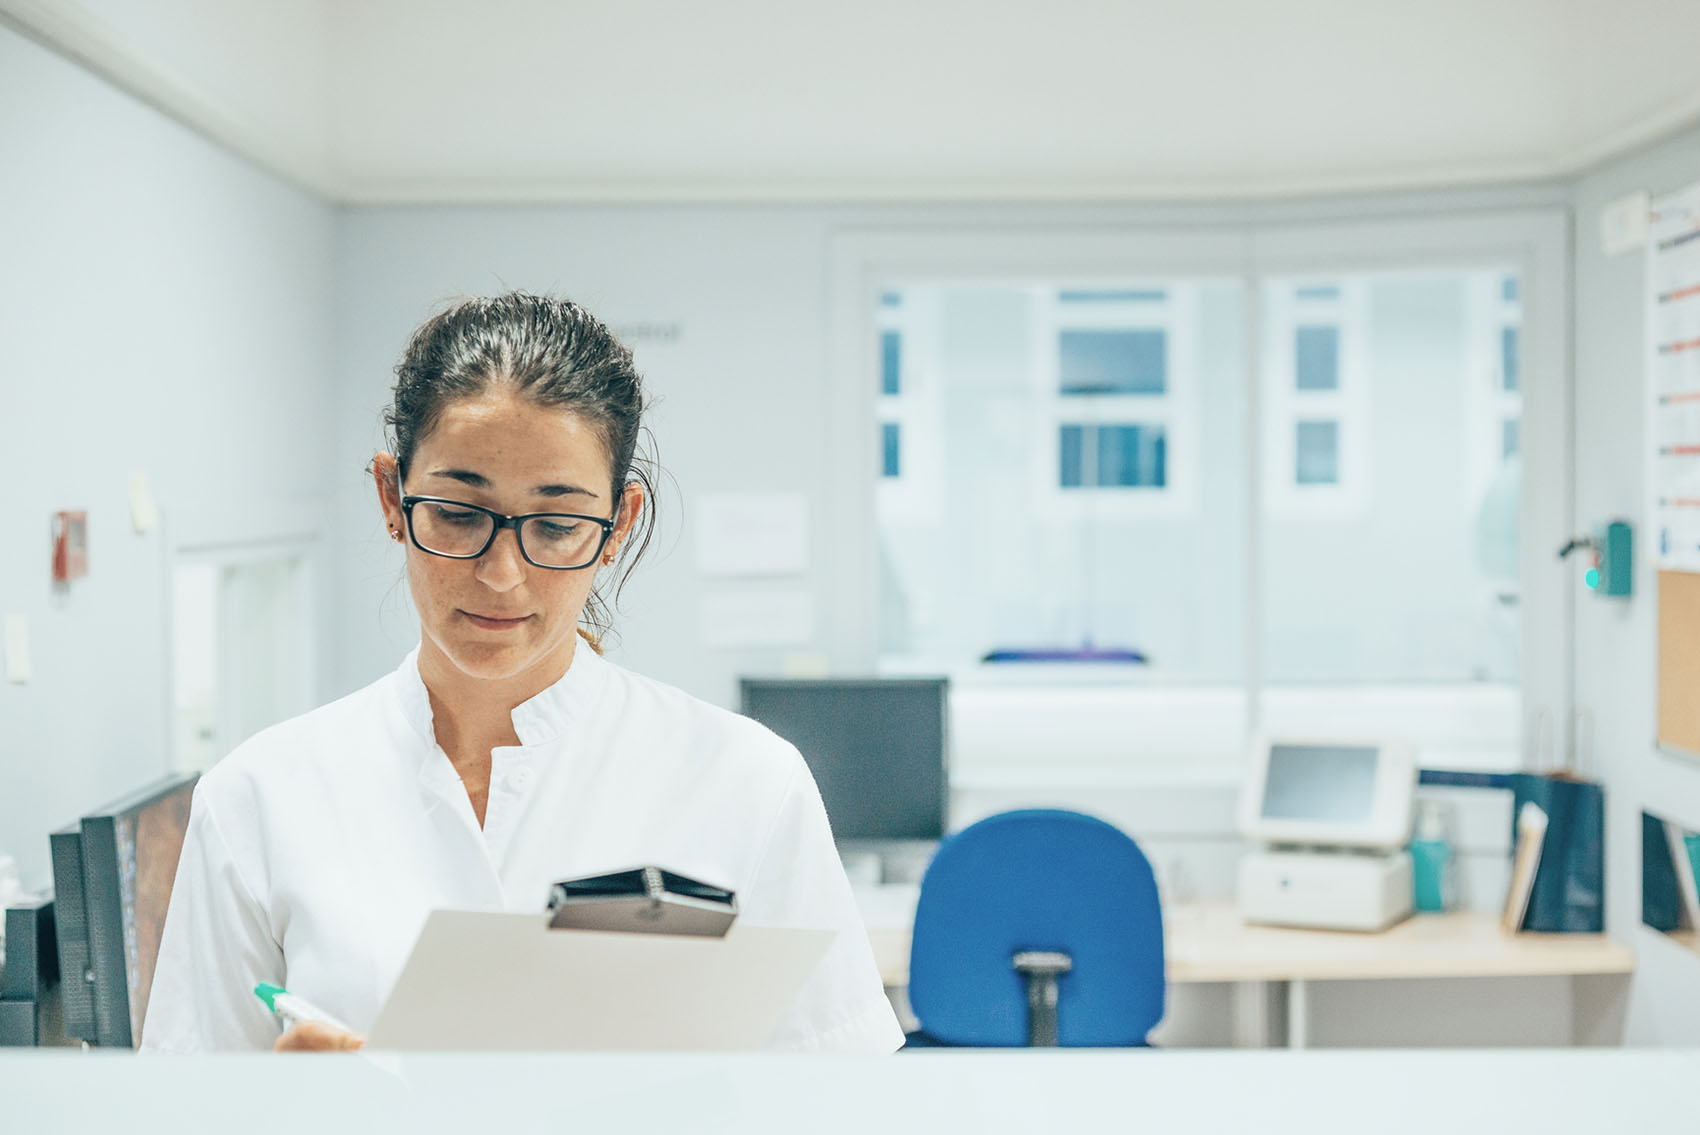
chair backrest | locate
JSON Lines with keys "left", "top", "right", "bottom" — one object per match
{"left": 908, "top": 808, "right": 1164, "bottom": 1046}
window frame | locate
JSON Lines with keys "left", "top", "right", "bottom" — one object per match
{"left": 1262, "top": 280, "right": 1372, "bottom": 516}
{"left": 1036, "top": 285, "right": 1202, "bottom": 518}
{"left": 1461, "top": 271, "right": 1526, "bottom": 512}
{"left": 874, "top": 289, "right": 947, "bottom": 525}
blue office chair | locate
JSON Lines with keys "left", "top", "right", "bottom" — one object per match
{"left": 904, "top": 808, "right": 1164, "bottom": 1048}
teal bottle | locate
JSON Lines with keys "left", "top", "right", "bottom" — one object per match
{"left": 1410, "top": 802, "right": 1453, "bottom": 913}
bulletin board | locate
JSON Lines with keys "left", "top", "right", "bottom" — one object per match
{"left": 1651, "top": 181, "right": 1700, "bottom": 756}
{"left": 1660, "top": 569, "right": 1700, "bottom": 754}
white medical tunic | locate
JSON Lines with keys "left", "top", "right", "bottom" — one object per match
{"left": 140, "top": 645, "right": 903, "bottom": 1053}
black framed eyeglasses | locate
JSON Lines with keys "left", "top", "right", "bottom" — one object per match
{"left": 400, "top": 495, "right": 616, "bottom": 571}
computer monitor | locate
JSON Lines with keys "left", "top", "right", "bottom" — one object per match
{"left": 0, "top": 895, "right": 60, "bottom": 1046}
{"left": 1238, "top": 738, "right": 1415, "bottom": 851}
{"left": 49, "top": 773, "right": 198, "bottom": 1047}
{"left": 739, "top": 678, "right": 948, "bottom": 845}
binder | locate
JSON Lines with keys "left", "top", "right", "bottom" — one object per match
{"left": 1665, "top": 821, "right": 1700, "bottom": 929}
{"left": 1642, "top": 812, "right": 1685, "bottom": 932}
{"left": 1501, "top": 802, "right": 1548, "bottom": 933}
{"left": 1509, "top": 773, "right": 1604, "bottom": 933}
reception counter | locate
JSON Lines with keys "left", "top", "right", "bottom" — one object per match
{"left": 0, "top": 1048, "right": 1691, "bottom": 1134}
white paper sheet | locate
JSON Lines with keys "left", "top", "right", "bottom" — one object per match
{"left": 694, "top": 492, "right": 809, "bottom": 576}
{"left": 1650, "top": 182, "right": 1700, "bottom": 571}
{"left": 3, "top": 614, "right": 30, "bottom": 683}
{"left": 128, "top": 473, "right": 158, "bottom": 533}
{"left": 368, "top": 911, "right": 832, "bottom": 1052}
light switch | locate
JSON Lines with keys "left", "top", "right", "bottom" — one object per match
{"left": 4, "top": 614, "right": 30, "bottom": 683}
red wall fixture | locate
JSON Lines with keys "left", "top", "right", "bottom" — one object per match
{"left": 52, "top": 510, "right": 88, "bottom": 582}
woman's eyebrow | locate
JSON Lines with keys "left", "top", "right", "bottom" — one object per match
{"left": 534, "top": 483, "right": 599, "bottom": 499}
{"left": 426, "top": 468, "right": 490, "bottom": 488}
{"left": 425, "top": 469, "right": 597, "bottom": 498}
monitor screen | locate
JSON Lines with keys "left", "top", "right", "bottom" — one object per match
{"left": 739, "top": 679, "right": 948, "bottom": 842}
{"left": 54, "top": 773, "right": 198, "bottom": 1047}
{"left": 1260, "top": 743, "right": 1380, "bottom": 824}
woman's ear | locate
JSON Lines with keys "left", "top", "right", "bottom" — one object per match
{"left": 606, "top": 481, "right": 645, "bottom": 563}
{"left": 373, "top": 452, "right": 404, "bottom": 543}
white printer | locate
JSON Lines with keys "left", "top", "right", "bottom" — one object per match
{"left": 1236, "top": 737, "right": 1417, "bottom": 933}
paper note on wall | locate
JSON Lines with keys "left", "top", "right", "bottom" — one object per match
{"left": 4, "top": 615, "right": 30, "bottom": 683}
{"left": 694, "top": 493, "right": 808, "bottom": 576}
{"left": 129, "top": 473, "right": 159, "bottom": 533}
{"left": 699, "top": 590, "right": 813, "bottom": 649}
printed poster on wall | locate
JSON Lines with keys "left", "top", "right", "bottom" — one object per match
{"left": 1651, "top": 181, "right": 1700, "bottom": 572}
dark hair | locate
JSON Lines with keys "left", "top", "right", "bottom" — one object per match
{"left": 383, "top": 292, "right": 658, "bottom": 644}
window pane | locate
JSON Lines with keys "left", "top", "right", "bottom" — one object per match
{"left": 1501, "top": 326, "right": 1519, "bottom": 392}
{"left": 882, "top": 422, "right": 901, "bottom": 478}
{"left": 881, "top": 330, "right": 902, "bottom": 396}
{"left": 1503, "top": 418, "right": 1520, "bottom": 460}
{"left": 877, "top": 281, "right": 1247, "bottom": 691}
{"left": 1096, "top": 424, "right": 1167, "bottom": 487}
{"left": 1059, "top": 329, "right": 1166, "bottom": 394}
{"left": 1263, "top": 271, "right": 1520, "bottom": 691}
{"left": 880, "top": 291, "right": 902, "bottom": 308}
{"left": 1058, "top": 424, "right": 1085, "bottom": 487}
{"left": 1501, "top": 276, "right": 1519, "bottom": 303}
{"left": 1295, "top": 325, "right": 1339, "bottom": 391}
{"left": 1295, "top": 420, "right": 1339, "bottom": 484}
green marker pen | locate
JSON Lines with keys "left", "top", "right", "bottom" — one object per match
{"left": 253, "top": 982, "right": 354, "bottom": 1034}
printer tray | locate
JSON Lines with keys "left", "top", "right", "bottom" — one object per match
{"left": 547, "top": 867, "right": 737, "bottom": 938}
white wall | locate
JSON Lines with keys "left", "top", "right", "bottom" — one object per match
{"left": 1570, "top": 122, "right": 1700, "bottom": 1044}
{"left": 0, "top": 24, "right": 337, "bottom": 889}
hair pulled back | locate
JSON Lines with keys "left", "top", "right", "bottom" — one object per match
{"left": 383, "top": 292, "right": 658, "bottom": 642}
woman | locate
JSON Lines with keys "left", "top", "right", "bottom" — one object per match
{"left": 142, "top": 294, "right": 902, "bottom": 1053}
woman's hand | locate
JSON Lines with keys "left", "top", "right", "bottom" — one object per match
{"left": 273, "top": 1020, "right": 367, "bottom": 1052}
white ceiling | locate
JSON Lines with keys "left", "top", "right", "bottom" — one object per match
{"left": 7, "top": 0, "right": 1700, "bottom": 202}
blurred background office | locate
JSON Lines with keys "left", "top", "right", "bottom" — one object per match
{"left": 4, "top": 0, "right": 1700, "bottom": 1049}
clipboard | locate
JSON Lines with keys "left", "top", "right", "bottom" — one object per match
{"left": 546, "top": 866, "right": 737, "bottom": 937}
{"left": 367, "top": 910, "right": 832, "bottom": 1051}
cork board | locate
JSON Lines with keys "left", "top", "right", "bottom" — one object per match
{"left": 1659, "top": 570, "right": 1700, "bottom": 755}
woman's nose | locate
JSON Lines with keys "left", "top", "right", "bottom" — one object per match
{"left": 474, "top": 525, "right": 527, "bottom": 590}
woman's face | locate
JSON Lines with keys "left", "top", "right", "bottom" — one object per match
{"left": 374, "top": 388, "right": 641, "bottom": 688}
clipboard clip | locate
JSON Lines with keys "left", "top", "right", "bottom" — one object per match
{"left": 546, "top": 866, "right": 739, "bottom": 938}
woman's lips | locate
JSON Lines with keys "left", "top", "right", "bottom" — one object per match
{"left": 462, "top": 611, "right": 531, "bottom": 630}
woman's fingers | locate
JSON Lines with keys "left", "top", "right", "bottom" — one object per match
{"left": 273, "top": 1020, "right": 367, "bottom": 1052}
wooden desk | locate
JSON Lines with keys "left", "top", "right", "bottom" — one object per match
{"left": 860, "top": 890, "right": 1635, "bottom": 1048}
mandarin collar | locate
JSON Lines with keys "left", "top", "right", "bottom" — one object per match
{"left": 394, "top": 640, "right": 610, "bottom": 749}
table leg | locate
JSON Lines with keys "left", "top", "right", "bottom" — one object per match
{"left": 1232, "top": 980, "right": 1275, "bottom": 1048}
{"left": 1571, "top": 973, "right": 1629, "bottom": 1046}
{"left": 1287, "top": 979, "right": 1310, "bottom": 1049}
